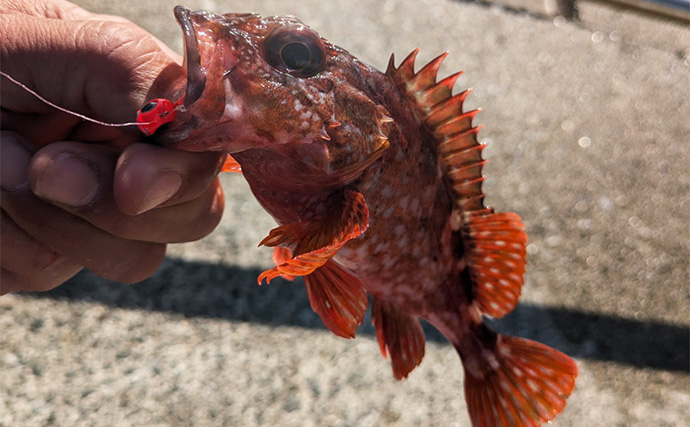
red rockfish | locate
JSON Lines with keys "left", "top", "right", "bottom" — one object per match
{"left": 157, "top": 6, "right": 578, "bottom": 426}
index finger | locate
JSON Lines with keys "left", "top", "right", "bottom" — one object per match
{"left": 0, "top": 13, "right": 183, "bottom": 122}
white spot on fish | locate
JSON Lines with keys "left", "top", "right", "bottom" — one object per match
{"left": 374, "top": 243, "right": 388, "bottom": 254}
{"left": 410, "top": 198, "right": 420, "bottom": 214}
{"left": 394, "top": 224, "right": 404, "bottom": 237}
{"left": 380, "top": 186, "right": 394, "bottom": 198}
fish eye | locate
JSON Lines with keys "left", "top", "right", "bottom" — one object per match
{"left": 263, "top": 26, "right": 326, "bottom": 77}
{"left": 281, "top": 42, "right": 311, "bottom": 70}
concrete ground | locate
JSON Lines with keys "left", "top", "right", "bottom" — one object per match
{"left": 1, "top": 0, "right": 688, "bottom": 425}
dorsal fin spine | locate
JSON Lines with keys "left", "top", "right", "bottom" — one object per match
{"left": 405, "top": 52, "right": 449, "bottom": 93}
{"left": 389, "top": 51, "right": 530, "bottom": 320}
{"left": 425, "top": 89, "right": 472, "bottom": 128}
{"left": 388, "top": 51, "right": 486, "bottom": 216}
{"left": 418, "top": 71, "right": 463, "bottom": 107}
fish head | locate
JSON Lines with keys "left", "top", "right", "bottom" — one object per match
{"left": 157, "top": 6, "right": 391, "bottom": 187}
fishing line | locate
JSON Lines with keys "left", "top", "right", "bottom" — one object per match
{"left": 0, "top": 70, "right": 182, "bottom": 135}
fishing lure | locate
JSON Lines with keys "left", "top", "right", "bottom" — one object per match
{"left": 0, "top": 70, "right": 179, "bottom": 136}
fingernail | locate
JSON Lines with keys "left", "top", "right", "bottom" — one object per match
{"left": 32, "top": 153, "right": 99, "bottom": 207}
{"left": 0, "top": 134, "right": 31, "bottom": 191}
{"left": 136, "top": 171, "right": 182, "bottom": 214}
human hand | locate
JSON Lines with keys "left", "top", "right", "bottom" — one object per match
{"left": 1, "top": 0, "right": 226, "bottom": 294}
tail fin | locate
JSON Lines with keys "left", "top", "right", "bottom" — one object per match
{"left": 459, "top": 333, "right": 577, "bottom": 427}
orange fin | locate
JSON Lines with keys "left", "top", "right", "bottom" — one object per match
{"left": 304, "top": 259, "right": 368, "bottom": 338}
{"left": 271, "top": 247, "right": 295, "bottom": 281}
{"left": 388, "top": 50, "right": 488, "bottom": 213}
{"left": 372, "top": 297, "right": 426, "bottom": 380}
{"left": 463, "top": 212, "right": 527, "bottom": 318}
{"left": 257, "top": 188, "right": 369, "bottom": 283}
{"left": 462, "top": 334, "right": 577, "bottom": 427}
{"left": 390, "top": 52, "right": 526, "bottom": 318}
{"left": 220, "top": 154, "right": 242, "bottom": 173}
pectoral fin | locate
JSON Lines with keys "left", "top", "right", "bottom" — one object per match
{"left": 257, "top": 188, "right": 369, "bottom": 283}
{"left": 271, "top": 247, "right": 295, "bottom": 281}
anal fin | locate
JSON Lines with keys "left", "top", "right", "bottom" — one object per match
{"left": 461, "top": 333, "right": 577, "bottom": 427}
{"left": 304, "top": 259, "right": 368, "bottom": 338}
{"left": 372, "top": 297, "right": 426, "bottom": 380}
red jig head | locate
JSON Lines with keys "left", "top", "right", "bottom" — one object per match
{"left": 136, "top": 98, "right": 183, "bottom": 136}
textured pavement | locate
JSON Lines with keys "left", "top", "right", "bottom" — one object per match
{"left": 1, "top": 0, "right": 689, "bottom": 426}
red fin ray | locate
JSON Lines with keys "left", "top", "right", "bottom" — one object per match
{"left": 304, "top": 260, "right": 368, "bottom": 338}
{"left": 259, "top": 188, "right": 369, "bottom": 257}
{"left": 452, "top": 177, "right": 485, "bottom": 199}
{"left": 447, "top": 159, "right": 486, "bottom": 184}
{"left": 387, "top": 49, "right": 419, "bottom": 84}
{"left": 404, "top": 52, "right": 449, "bottom": 94}
{"left": 463, "top": 212, "right": 527, "bottom": 318}
{"left": 258, "top": 188, "right": 369, "bottom": 284}
{"left": 258, "top": 243, "right": 341, "bottom": 284}
{"left": 271, "top": 247, "right": 296, "bottom": 281}
{"left": 220, "top": 154, "right": 242, "bottom": 173}
{"left": 462, "top": 334, "right": 577, "bottom": 427}
{"left": 372, "top": 297, "right": 426, "bottom": 380}
{"left": 426, "top": 89, "right": 472, "bottom": 128}
{"left": 434, "top": 109, "right": 481, "bottom": 137}
{"left": 418, "top": 71, "right": 463, "bottom": 108}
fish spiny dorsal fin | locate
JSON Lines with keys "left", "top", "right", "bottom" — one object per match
{"left": 387, "top": 49, "right": 485, "bottom": 212}
{"left": 389, "top": 50, "right": 528, "bottom": 318}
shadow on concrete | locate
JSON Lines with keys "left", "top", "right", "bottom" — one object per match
{"left": 27, "top": 257, "right": 689, "bottom": 373}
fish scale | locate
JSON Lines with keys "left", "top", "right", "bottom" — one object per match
{"left": 155, "top": 6, "right": 578, "bottom": 426}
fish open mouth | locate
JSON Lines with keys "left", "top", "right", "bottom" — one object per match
{"left": 174, "top": 6, "right": 206, "bottom": 107}
{"left": 154, "top": 7, "right": 252, "bottom": 151}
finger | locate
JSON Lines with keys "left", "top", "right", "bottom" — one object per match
{"left": 0, "top": 12, "right": 184, "bottom": 123}
{"left": 0, "top": 210, "right": 82, "bottom": 295}
{"left": 0, "top": 0, "right": 182, "bottom": 64}
{"left": 1, "top": 189, "right": 167, "bottom": 283}
{"left": 28, "top": 141, "right": 225, "bottom": 243}
{"left": 114, "top": 143, "right": 226, "bottom": 214}
{"left": 0, "top": 0, "right": 93, "bottom": 19}
{"left": 1, "top": 134, "right": 166, "bottom": 283}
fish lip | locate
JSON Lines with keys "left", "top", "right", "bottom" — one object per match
{"left": 174, "top": 5, "right": 205, "bottom": 107}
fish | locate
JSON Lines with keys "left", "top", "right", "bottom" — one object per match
{"left": 156, "top": 6, "right": 578, "bottom": 426}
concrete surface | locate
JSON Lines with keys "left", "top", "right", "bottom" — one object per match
{"left": 1, "top": 0, "right": 688, "bottom": 426}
